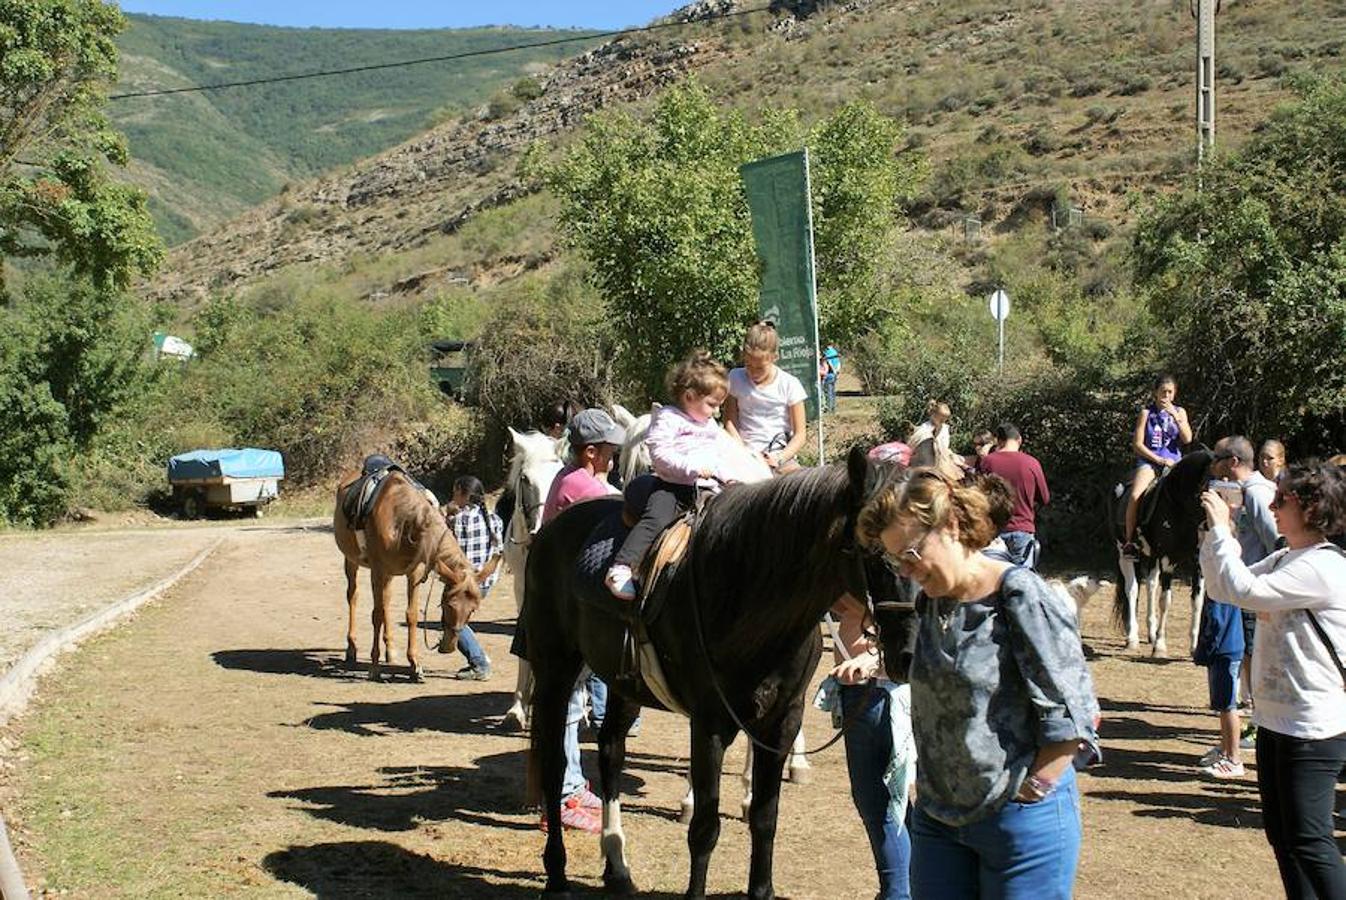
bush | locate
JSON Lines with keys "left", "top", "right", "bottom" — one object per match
{"left": 511, "top": 76, "right": 544, "bottom": 102}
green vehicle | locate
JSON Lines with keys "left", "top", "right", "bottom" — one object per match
{"left": 429, "top": 339, "right": 473, "bottom": 399}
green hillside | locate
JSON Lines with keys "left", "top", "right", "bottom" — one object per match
{"left": 112, "top": 14, "right": 602, "bottom": 243}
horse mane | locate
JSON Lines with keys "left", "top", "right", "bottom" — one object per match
{"left": 690, "top": 465, "right": 856, "bottom": 663}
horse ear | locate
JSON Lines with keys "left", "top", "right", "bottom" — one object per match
{"left": 508, "top": 426, "right": 523, "bottom": 446}
{"left": 847, "top": 444, "right": 869, "bottom": 500}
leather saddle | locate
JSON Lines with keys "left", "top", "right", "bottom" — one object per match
{"left": 341, "top": 454, "right": 426, "bottom": 531}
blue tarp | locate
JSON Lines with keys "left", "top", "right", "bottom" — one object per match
{"left": 168, "top": 448, "right": 285, "bottom": 482}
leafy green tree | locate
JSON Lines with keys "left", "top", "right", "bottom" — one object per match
{"left": 533, "top": 81, "right": 919, "bottom": 400}
{"left": 1, "top": 0, "right": 162, "bottom": 291}
{"left": 1133, "top": 75, "right": 1346, "bottom": 443}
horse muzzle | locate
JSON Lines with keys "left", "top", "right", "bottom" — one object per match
{"left": 437, "top": 630, "right": 458, "bottom": 654}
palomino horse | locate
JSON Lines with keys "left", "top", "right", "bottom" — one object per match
{"left": 1110, "top": 448, "right": 1213, "bottom": 657}
{"left": 334, "top": 470, "right": 482, "bottom": 681}
{"left": 501, "top": 427, "right": 567, "bottom": 731}
{"left": 524, "top": 447, "right": 875, "bottom": 899}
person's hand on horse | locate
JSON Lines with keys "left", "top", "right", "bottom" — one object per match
{"left": 1161, "top": 457, "right": 1176, "bottom": 468}
{"left": 1200, "top": 489, "right": 1233, "bottom": 531}
{"left": 829, "top": 649, "right": 879, "bottom": 685}
{"left": 763, "top": 451, "right": 781, "bottom": 470}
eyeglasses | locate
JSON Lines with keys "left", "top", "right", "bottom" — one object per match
{"left": 883, "top": 529, "right": 931, "bottom": 574}
{"left": 1270, "top": 491, "right": 1297, "bottom": 510}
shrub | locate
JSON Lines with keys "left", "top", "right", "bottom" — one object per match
{"left": 511, "top": 76, "right": 544, "bottom": 102}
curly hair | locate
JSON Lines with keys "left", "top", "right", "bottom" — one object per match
{"left": 666, "top": 348, "right": 729, "bottom": 401}
{"left": 858, "top": 467, "right": 998, "bottom": 553}
{"left": 1278, "top": 461, "right": 1346, "bottom": 537}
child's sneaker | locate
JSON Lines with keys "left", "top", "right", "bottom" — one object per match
{"left": 605, "top": 564, "right": 638, "bottom": 601}
{"left": 1202, "top": 755, "right": 1245, "bottom": 779}
{"left": 538, "top": 792, "right": 601, "bottom": 834}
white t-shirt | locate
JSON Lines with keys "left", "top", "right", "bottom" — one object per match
{"left": 1201, "top": 529, "right": 1346, "bottom": 740}
{"left": 728, "top": 366, "right": 807, "bottom": 453}
{"left": 907, "top": 420, "right": 950, "bottom": 452}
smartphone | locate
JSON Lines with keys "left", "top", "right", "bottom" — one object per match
{"left": 1209, "top": 478, "right": 1244, "bottom": 510}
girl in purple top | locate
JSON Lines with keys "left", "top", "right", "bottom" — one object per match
{"left": 1123, "top": 374, "right": 1194, "bottom": 553}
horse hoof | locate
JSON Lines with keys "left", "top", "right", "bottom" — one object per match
{"left": 787, "top": 765, "right": 811, "bottom": 785}
{"left": 603, "top": 874, "right": 637, "bottom": 895}
{"left": 409, "top": 667, "right": 425, "bottom": 683}
{"left": 1125, "top": 640, "right": 1139, "bottom": 652}
{"left": 368, "top": 668, "right": 382, "bottom": 683}
{"left": 344, "top": 649, "right": 358, "bottom": 668}
{"left": 1152, "top": 643, "right": 1168, "bottom": 659}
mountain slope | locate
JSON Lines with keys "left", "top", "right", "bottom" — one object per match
{"left": 146, "top": 0, "right": 1346, "bottom": 301}
{"left": 112, "top": 14, "right": 603, "bottom": 243}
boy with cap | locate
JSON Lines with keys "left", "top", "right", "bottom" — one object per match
{"left": 536, "top": 408, "right": 625, "bottom": 834}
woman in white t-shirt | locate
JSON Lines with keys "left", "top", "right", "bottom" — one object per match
{"left": 723, "top": 321, "right": 807, "bottom": 473}
{"left": 1200, "top": 460, "right": 1346, "bottom": 899}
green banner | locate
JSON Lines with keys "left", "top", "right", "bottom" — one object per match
{"left": 740, "top": 150, "right": 821, "bottom": 422}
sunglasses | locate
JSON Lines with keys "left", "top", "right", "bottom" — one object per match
{"left": 1270, "top": 490, "right": 1297, "bottom": 510}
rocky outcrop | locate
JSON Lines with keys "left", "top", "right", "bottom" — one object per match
{"left": 150, "top": 1, "right": 863, "bottom": 305}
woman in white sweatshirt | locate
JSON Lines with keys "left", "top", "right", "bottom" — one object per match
{"left": 1200, "top": 460, "right": 1346, "bottom": 900}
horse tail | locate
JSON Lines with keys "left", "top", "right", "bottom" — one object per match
{"left": 1111, "top": 567, "right": 1128, "bottom": 632}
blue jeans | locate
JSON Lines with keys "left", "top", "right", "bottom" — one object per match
{"left": 841, "top": 683, "right": 911, "bottom": 900}
{"left": 823, "top": 374, "right": 838, "bottom": 413}
{"left": 585, "top": 672, "right": 641, "bottom": 733}
{"left": 563, "top": 678, "right": 587, "bottom": 797}
{"left": 456, "top": 625, "right": 489, "bottom": 670}
{"left": 911, "top": 768, "right": 1081, "bottom": 899}
{"left": 999, "top": 531, "right": 1041, "bottom": 570}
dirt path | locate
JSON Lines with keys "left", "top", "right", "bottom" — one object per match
{"left": 1, "top": 524, "right": 1296, "bottom": 898}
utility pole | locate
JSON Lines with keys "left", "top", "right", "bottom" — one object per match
{"left": 1194, "top": 0, "right": 1219, "bottom": 164}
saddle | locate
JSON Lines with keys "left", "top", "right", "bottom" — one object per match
{"left": 341, "top": 454, "right": 428, "bottom": 532}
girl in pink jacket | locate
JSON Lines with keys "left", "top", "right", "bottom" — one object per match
{"left": 605, "top": 350, "right": 731, "bottom": 600}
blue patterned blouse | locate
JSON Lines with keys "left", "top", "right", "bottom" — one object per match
{"left": 910, "top": 566, "right": 1100, "bottom": 826}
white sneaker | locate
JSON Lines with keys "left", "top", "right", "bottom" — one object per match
{"left": 1202, "top": 755, "right": 1245, "bottom": 779}
{"left": 605, "top": 564, "right": 637, "bottom": 601}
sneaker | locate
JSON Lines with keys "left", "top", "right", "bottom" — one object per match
{"left": 538, "top": 793, "right": 601, "bottom": 834}
{"left": 1240, "top": 724, "right": 1258, "bottom": 750}
{"left": 574, "top": 784, "right": 603, "bottom": 810}
{"left": 1202, "top": 755, "right": 1246, "bottom": 779}
{"left": 1198, "top": 746, "right": 1223, "bottom": 768}
{"left": 604, "top": 564, "right": 638, "bottom": 601}
{"left": 452, "top": 665, "right": 492, "bottom": 681}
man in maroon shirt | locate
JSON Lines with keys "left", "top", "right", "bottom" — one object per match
{"left": 978, "top": 423, "right": 1050, "bottom": 569}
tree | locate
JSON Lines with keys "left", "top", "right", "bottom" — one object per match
{"left": 1132, "top": 76, "right": 1346, "bottom": 445}
{"left": 1, "top": 0, "right": 162, "bottom": 292}
{"left": 533, "top": 80, "right": 919, "bottom": 401}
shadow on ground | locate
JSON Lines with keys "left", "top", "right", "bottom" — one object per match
{"left": 300, "top": 691, "right": 521, "bottom": 737}
{"left": 263, "top": 839, "right": 746, "bottom": 898}
{"left": 268, "top": 750, "right": 649, "bottom": 833}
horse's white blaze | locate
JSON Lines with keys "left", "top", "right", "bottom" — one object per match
{"left": 601, "top": 798, "right": 631, "bottom": 878}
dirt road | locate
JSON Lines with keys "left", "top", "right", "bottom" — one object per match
{"left": 1, "top": 522, "right": 1292, "bottom": 898}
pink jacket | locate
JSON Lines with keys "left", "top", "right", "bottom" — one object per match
{"left": 647, "top": 405, "right": 725, "bottom": 485}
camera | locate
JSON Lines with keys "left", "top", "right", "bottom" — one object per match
{"left": 1208, "top": 478, "right": 1244, "bottom": 510}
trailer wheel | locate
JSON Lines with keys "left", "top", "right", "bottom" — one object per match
{"left": 252, "top": 504, "right": 265, "bottom": 519}
{"left": 182, "top": 491, "right": 204, "bottom": 520}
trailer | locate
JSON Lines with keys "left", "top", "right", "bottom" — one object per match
{"left": 167, "top": 448, "right": 284, "bottom": 519}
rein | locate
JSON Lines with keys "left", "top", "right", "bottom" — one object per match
{"left": 687, "top": 523, "right": 881, "bottom": 759}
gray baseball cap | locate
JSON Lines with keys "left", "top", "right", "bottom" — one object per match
{"left": 569, "top": 408, "right": 625, "bottom": 447}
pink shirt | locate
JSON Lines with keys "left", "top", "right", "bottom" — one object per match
{"left": 647, "top": 405, "right": 725, "bottom": 485}
{"left": 542, "top": 464, "right": 614, "bottom": 524}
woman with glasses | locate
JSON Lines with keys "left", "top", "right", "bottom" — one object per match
{"left": 1200, "top": 461, "right": 1346, "bottom": 899}
{"left": 857, "top": 468, "right": 1099, "bottom": 899}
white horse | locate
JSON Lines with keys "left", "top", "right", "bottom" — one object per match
{"left": 501, "top": 427, "right": 566, "bottom": 732}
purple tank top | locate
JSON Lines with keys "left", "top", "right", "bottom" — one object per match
{"left": 1140, "top": 404, "right": 1182, "bottom": 464}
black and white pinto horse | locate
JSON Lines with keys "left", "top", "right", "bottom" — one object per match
{"left": 1110, "top": 448, "right": 1213, "bottom": 657}
{"left": 524, "top": 448, "right": 876, "bottom": 899}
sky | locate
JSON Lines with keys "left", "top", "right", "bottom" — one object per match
{"left": 117, "top": 1, "right": 681, "bottom": 30}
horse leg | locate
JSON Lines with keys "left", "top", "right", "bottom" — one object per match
{"left": 686, "top": 717, "right": 734, "bottom": 899}
{"left": 405, "top": 576, "right": 424, "bottom": 682}
{"left": 786, "top": 726, "right": 810, "bottom": 785}
{"left": 1189, "top": 570, "right": 1206, "bottom": 656}
{"left": 1119, "top": 554, "right": 1140, "bottom": 651}
{"left": 344, "top": 558, "right": 359, "bottom": 668}
{"left": 1153, "top": 570, "right": 1174, "bottom": 659}
{"left": 680, "top": 776, "right": 695, "bottom": 826}
{"left": 503, "top": 549, "right": 531, "bottom": 731}
{"left": 1145, "top": 566, "right": 1162, "bottom": 647}
{"left": 741, "top": 743, "right": 753, "bottom": 822}
{"left": 535, "top": 655, "right": 584, "bottom": 898}
{"left": 746, "top": 718, "right": 794, "bottom": 900}
{"left": 597, "top": 694, "right": 642, "bottom": 895}
{"left": 369, "top": 569, "right": 391, "bottom": 682}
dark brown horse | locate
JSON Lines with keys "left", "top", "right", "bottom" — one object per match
{"left": 524, "top": 447, "right": 876, "bottom": 899}
{"left": 334, "top": 470, "right": 481, "bottom": 681}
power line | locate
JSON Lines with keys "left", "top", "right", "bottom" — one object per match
{"left": 108, "top": 4, "right": 777, "bottom": 101}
